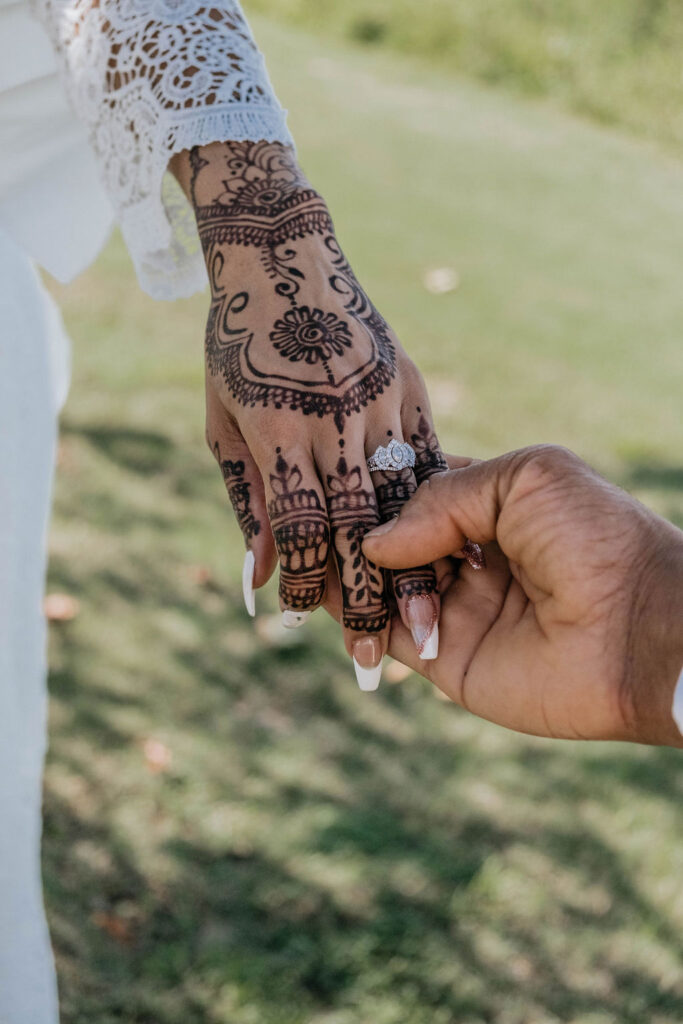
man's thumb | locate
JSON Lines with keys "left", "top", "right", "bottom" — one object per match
{"left": 362, "top": 455, "right": 519, "bottom": 569}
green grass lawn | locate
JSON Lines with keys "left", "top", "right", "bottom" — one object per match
{"left": 249, "top": 0, "right": 683, "bottom": 159}
{"left": 45, "top": 17, "right": 683, "bottom": 1024}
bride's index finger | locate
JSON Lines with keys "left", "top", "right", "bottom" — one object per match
{"left": 320, "top": 444, "right": 390, "bottom": 692}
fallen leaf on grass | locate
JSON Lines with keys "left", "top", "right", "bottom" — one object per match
{"left": 186, "top": 564, "right": 212, "bottom": 586}
{"left": 44, "top": 593, "right": 80, "bottom": 621}
{"left": 91, "top": 912, "right": 134, "bottom": 945}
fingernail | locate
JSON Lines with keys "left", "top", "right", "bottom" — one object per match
{"left": 364, "top": 515, "right": 399, "bottom": 539}
{"left": 406, "top": 594, "right": 439, "bottom": 660}
{"left": 463, "top": 540, "right": 486, "bottom": 570}
{"left": 242, "top": 550, "right": 255, "bottom": 617}
{"left": 352, "top": 637, "right": 383, "bottom": 691}
{"left": 282, "top": 609, "right": 311, "bottom": 629}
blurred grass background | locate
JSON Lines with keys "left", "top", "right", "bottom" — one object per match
{"left": 44, "top": 8, "right": 683, "bottom": 1024}
{"left": 249, "top": 0, "right": 683, "bottom": 157}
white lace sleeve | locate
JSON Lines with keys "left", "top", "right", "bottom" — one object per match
{"left": 31, "top": 0, "right": 294, "bottom": 299}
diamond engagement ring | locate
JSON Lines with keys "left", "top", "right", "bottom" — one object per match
{"left": 366, "top": 439, "right": 416, "bottom": 473}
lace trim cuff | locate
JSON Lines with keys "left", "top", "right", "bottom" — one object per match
{"left": 122, "top": 105, "right": 294, "bottom": 301}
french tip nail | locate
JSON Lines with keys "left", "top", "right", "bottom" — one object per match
{"left": 242, "top": 549, "right": 255, "bottom": 617}
{"left": 353, "top": 657, "right": 382, "bottom": 692}
{"left": 406, "top": 594, "right": 440, "bottom": 660}
{"left": 419, "top": 622, "right": 439, "bottom": 661}
{"left": 282, "top": 609, "right": 312, "bottom": 629}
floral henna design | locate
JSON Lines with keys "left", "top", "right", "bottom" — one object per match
{"left": 193, "top": 141, "right": 397, "bottom": 434}
{"left": 191, "top": 141, "right": 333, "bottom": 249}
{"left": 214, "top": 442, "right": 261, "bottom": 542}
{"left": 205, "top": 278, "right": 396, "bottom": 434}
{"left": 327, "top": 457, "right": 388, "bottom": 633}
{"left": 411, "top": 412, "right": 448, "bottom": 484}
{"left": 267, "top": 450, "right": 329, "bottom": 610}
{"left": 270, "top": 307, "right": 353, "bottom": 367}
{"left": 374, "top": 467, "right": 437, "bottom": 600}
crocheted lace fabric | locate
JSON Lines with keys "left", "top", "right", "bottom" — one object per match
{"left": 32, "top": 0, "right": 294, "bottom": 298}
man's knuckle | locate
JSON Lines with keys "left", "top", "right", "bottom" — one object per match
{"left": 521, "top": 444, "right": 578, "bottom": 490}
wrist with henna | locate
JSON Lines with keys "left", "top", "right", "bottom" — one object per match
{"left": 171, "top": 139, "right": 334, "bottom": 304}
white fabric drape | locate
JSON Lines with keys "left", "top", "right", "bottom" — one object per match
{"left": 0, "top": 0, "right": 113, "bottom": 283}
{"left": 1, "top": 0, "right": 293, "bottom": 297}
{"left": 0, "top": 3, "right": 292, "bottom": 1020}
{"left": 0, "top": 225, "right": 68, "bottom": 1024}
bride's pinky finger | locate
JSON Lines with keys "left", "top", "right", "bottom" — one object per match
{"left": 209, "top": 433, "right": 278, "bottom": 617}
{"left": 404, "top": 403, "right": 486, "bottom": 572}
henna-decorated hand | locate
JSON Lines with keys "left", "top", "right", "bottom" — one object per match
{"left": 171, "top": 141, "right": 462, "bottom": 688}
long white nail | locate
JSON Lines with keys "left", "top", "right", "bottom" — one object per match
{"left": 282, "top": 609, "right": 311, "bottom": 629}
{"left": 406, "top": 595, "right": 440, "bottom": 660}
{"left": 419, "top": 622, "right": 439, "bottom": 661}
{"left": 352, "top": 636, "right": 383, "bottom": 691}
{"left": 242, "top": 550, "right": 255, "bottom": 617}
{"left": 353, "top": 658, "right": 383, "bottom": 692}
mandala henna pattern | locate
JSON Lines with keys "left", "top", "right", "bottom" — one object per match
{"left": 267, "top": 451, "right": 329, "bottom": 610}
{"left": 270, "top": 307, "right": 353, "bottom": 367}
{"left": 214, "top": 442, "right": 261, "bottom": 542}
{"left": 194, "top": 141, "right": 397, "bottom": 434}
{"left": 327, "top": 457, "right": 388, "bottom": 633}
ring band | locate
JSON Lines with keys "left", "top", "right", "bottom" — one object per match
{"left": 367, "top": 439, "right": 416, "bottom": 473}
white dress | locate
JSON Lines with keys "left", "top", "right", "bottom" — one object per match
{"left": 0, "top": 2, "right": 291, "bottom": 1019}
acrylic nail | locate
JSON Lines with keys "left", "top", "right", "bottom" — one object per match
{"left": 242, "top": 549, "right": 256, "bottom": 617}
{"left": 364, "top": 515, "right": 399, "bottom": 540}
{"left": 406, "top": 594, "right": 439, "bottom": 660}
{"left": 462, "top": 540, "right": 486, "bottom": 570}
{"left": 281, "top": 609, "right": 311, "bottom": 629}
{"left": 352, "top": 636, "right": 383, "bottom": 691}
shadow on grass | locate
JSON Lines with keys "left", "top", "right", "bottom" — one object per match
{"left": 45, "top": 423, "right": 683, "bottom": 1024}
{"left": 625, "top": 461, "right": 683, "bottom": 493}
{"left": 61, "top": 422, "right": 176, "bottom": 477}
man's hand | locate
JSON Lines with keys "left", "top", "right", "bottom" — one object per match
{"left": 362, "top": 445, "right": 683, "bottom": 745}
{"left": 171, "top": 141, "right": 447, "bottom": 684}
